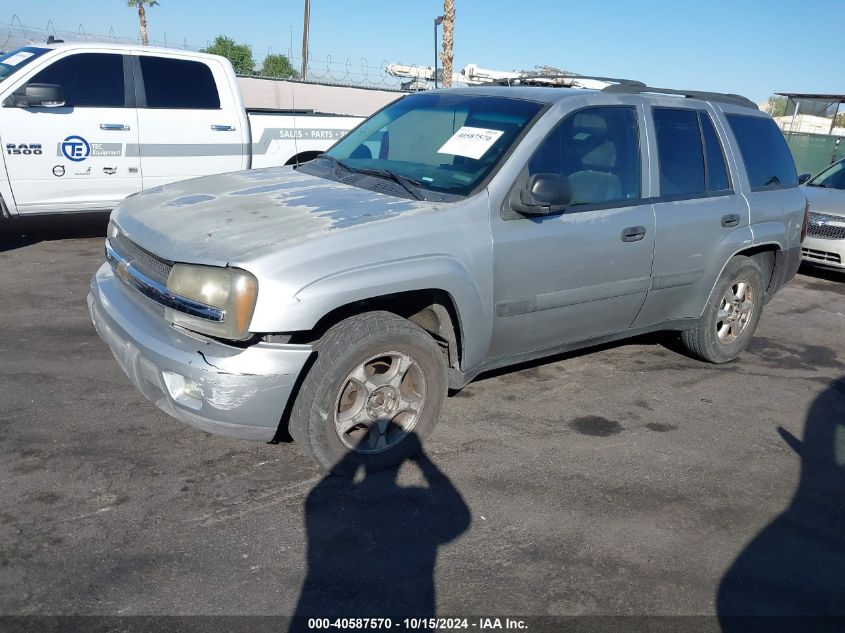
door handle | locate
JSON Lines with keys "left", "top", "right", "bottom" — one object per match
{"left": 211, "top": 124, "right": 235, "bottom": 131}
{"left": 100, "top": 123, "right": 130, "bottom": 131}
{"left": 721, "top": 213, "right": 740, "bottom": 228}
{"left": 621, "top": 226, "right": 647, "bottom": 242}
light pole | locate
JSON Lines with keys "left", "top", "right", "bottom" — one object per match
{"left": 434, "top": 15, "right": 444, "bottom": 88}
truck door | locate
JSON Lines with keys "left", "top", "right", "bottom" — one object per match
{"left": 1, "top": 51, "right": 140, "bottom": 214}
{"left": 489, "top": 104, "right": 656, "bottom": 359}
{"left": 133, "top": 54, "right": 248, "bottom": 188}
{"left": 631, "top": 105, "right": 751, "bottom": 327}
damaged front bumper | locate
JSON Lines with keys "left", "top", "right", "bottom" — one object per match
{"left": 88, "top": 262, "right": 312, "bottom": 441}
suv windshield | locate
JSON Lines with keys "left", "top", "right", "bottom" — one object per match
{"left": 807, "top": 160, "right": 845, "bottom": 190}
{"left": 0, "top": 47, "right": 49, "bottom": 83}
{"left": 314, "top": 92, "right": 544, "bottom": 198}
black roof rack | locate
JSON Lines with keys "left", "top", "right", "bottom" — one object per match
{"left": 493, "top": 74, "right": 646, "bottom": 88}
{"left": 601, "top": 83, "right": 757, "bottom": 109}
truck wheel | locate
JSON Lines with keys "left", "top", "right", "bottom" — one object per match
{"left": 288, "top": 311, "right": 448, "bottom": 475}
{"left": 680, "top": 256, "right": 765, "bottom": 364}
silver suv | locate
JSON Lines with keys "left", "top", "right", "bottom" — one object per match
{"left": 89, "top": 80, "right": 807, "bottom": 474}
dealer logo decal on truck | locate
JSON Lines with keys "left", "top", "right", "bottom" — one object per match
{"left": 61, "top": 136, "right": 90, "bottom": 162}
{"left": 6, "top": 143, "right": 43, "bottom": 156}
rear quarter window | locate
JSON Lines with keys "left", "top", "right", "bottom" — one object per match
{"left": 726, "top": 114, "right": 798, "bottom": 190}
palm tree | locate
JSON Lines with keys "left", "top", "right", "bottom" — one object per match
{"left": 127, "top": 0, "right": 159, "bottom": 46}
{"left": 440, "top": 0, "right": 455, "bottom": 87}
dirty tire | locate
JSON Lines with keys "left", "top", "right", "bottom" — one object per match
{"left": 288, "top": 311, "right": 448, "bottom": 476}
{"left": 680, "top": 256, "right": 765, "bottom": 363}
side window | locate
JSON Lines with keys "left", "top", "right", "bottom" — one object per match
{"left": 28, "top": 53, "right": 125, "bottom": 107}
{"left": 139, "top": 56, "right": 220, "bottom": 109}
{"left": 653, "top": 108, "right": 705, "bottom": 196}
{"left": 700, "top": 113, "right": 731, "bottom": 192}
{"left": 528, "top": 106, "right": 641, "bottom": 206}
{"left": 726, "top": 114, "right": 798, "bottom": 190}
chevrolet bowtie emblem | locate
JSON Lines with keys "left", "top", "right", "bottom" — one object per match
{"left": 116, "top": 260, "right": 130, "bottom": 283}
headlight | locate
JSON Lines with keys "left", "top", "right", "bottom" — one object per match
{"left": 165, "top": 264, "right": 258, "bottom": 341}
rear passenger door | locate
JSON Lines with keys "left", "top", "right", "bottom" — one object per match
{"left": 632, "top": 105, "right": 751, "bottom": 327}
{"left": 133, "top": 54, "right": 248, "bottom": 189}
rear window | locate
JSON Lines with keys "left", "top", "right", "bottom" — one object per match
{"left": 139, "top": 56, "right": 220, "bottom": 109}
{"left": 726, "top": 115, "right": 798, "bottom": 190}
{"left": 700, "top": 113, "right": 731, "bottom": 192}
{"left": 653, "top": 108, "right": 705, "bottom": 196}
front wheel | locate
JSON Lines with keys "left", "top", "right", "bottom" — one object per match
{"left": 288, "top": 311, "right": 448, "bottom": 475}
{"left": 680, "top": 256, "right": 765, "bottom": 363}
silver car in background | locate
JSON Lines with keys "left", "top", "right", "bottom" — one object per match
{"left": 801, "top": 159, "right": 845, "bottom": 271}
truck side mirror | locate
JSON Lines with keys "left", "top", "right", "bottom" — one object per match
{"left": 511, "top": 173, "right": 572, "bottom": 216}
{"left": 8, "top": 83, "right": 66, "bottom": 108}
{"left": 798, "top": 173, "right": 812, "bottom": 185}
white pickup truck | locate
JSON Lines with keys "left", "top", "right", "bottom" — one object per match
{"left": 0, "top": 43, "right": 396, "bottom": 218}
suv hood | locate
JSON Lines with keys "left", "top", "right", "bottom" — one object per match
{"left": 112, "top": 167, "right": 437, "bottom": 266}
{"left": 802, "top": 185, "right": 845, "bottom": 217}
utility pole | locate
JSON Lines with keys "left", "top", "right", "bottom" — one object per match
{"left": 301, "top": 0, "right": 310, "bottom": 81}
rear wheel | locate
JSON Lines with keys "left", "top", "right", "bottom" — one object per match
{"left": 288, "top": 311, "right": 448, "bottom": 475}
{"left": 680, "top": 256, "right": 765, "bottom": 363}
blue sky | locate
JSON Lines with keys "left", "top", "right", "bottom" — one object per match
{"left": 3, "top": 1, "right": 838, "bottom": 102}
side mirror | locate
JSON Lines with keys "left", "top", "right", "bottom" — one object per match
{"left": 8, "top": 83, "right": 65, "bottom": 108}
{"left": 511, "top": 173, "right": 572, "bottom": 215}
{"left": 798, "top": 173, "right": 812, "bottom": 185}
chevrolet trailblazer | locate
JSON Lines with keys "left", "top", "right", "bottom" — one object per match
{"left": 89, "top": 80, "right": 807, "bottom": 474}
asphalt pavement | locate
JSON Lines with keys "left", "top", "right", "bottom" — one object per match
{"left": 1, "top": 216, "right": 843, "bottom": 623}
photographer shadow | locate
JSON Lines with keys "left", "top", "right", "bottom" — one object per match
{"left": 717, "top": 376, "right": 845, "bottom": 630}
{"left": 291, "top": 433, "right": 470, "bottom": 628}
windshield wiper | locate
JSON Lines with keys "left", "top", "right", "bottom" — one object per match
{"left": 348, "top": 166, "right": 426, "bottom": 201}
{"left": 315, "top": 156, "right": 426, "bottom": 201}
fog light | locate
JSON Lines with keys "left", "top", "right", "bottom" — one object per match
{"left": 162, "top": 371, "right": 203, "bottom": 410}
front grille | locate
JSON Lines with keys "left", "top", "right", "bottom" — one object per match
{"left": 807, "top": 212, "right": 845, "bottom": 240}
{"left": 802, "top": 247, "right": 842, "bottom": 265}
{"left": 110, "top": 232, "right": 173, "bottom": 284}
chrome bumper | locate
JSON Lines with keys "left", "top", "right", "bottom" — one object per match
{"left": 88, "top": 262, "right": 313, "bottom": 441}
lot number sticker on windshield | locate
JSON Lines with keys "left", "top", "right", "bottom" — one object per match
{"left": 437, "top": 126, "right": 504, "bottom": 160}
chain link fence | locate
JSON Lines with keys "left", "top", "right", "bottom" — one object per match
{"left": 0, "top": 16, "right": 406, "bottom": 90}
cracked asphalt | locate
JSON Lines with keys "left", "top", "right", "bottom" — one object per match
{"left": 1, "top": 215, "right": 844, "bottom": 619}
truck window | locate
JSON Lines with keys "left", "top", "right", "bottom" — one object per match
{"left": 27, "top": 53, "right": 125, "bottom": 107}
{"left": 528, "top": 106, "right": 641, "bottom": 206}
{"left": 726, "top": 114, "right": 798, "bottom": 190}
{"left": 653, "top": 108, "right": 705, "bottom": 197}
{"left": 139, "top": 56, "right": 220, "bottom": 109}
{"left": 700, "top": 113, "right": 731, "bottom": 192}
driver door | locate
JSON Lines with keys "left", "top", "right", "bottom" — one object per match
{"left": 489, "top": 104, "right": 656, "bottom": 359}
{"left": 1, "top": 50, "right": 140, "bottom": 214}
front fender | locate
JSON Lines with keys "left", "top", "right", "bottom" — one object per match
{"left": 251, "top": 254, "right": 492, "bottom": 370}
